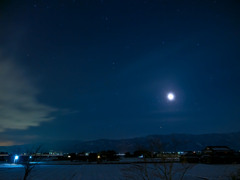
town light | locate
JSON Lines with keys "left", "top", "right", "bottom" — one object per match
{"left": 14, "top": 155, "right": 19, "bottom": 160}
{"left": 14, "top": 155, "right": 19, "bottom": 163}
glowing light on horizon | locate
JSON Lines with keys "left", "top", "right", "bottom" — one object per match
{"left": 14, "top": 155, "right": 19, "bottom": 160}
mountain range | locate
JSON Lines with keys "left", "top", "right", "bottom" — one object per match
{"left": 1, "top": 132, "right": 240, "bottom": 154}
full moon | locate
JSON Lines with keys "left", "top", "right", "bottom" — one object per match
{"left": 167, "top": 93, "right": 175, "bottom": 101}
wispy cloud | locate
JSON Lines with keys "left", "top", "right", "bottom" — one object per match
{"left": 0, "top": 54, "right": 56, "bottom": 132}
{"left": 0, "top": 141, "right": 16, "bottom": 146}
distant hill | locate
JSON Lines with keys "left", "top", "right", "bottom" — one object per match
{"left": 1, "top": 132, "right": 240, "bottom": 154}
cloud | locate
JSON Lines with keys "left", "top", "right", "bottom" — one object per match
{"left": 0, "top": 141, "right": 16, "bottom": 146}
{"left": 0, "top": 55, "right": 56, "bottom": 132}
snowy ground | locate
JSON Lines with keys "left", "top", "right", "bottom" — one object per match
{"left": 0, "top": 162, "right": 239, "bottom": 180}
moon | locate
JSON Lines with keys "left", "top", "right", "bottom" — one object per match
{"left": 167, "top": 92, "right": 175, "bottom": 101}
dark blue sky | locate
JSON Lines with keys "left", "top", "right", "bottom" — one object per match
{"left": 0, "top": 0, "right": 240, "bottom": 145}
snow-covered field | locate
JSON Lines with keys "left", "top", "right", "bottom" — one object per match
{"left": 0, "top": 162, "right": 239, "bottom": 180}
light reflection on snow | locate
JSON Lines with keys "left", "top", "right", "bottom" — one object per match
{"left": 0, "top": 163, "right": 24, "bottom": 168}
{"left": 0, "top": 163, "right": 239, "bottom": 180}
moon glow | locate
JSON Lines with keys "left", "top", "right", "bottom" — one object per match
{"left": 167, "top": 93, "right": 175, "bottom": 101}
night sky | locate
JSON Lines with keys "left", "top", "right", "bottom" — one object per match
{"left": 0, "top": 0, "right": 240, "bottom": 146}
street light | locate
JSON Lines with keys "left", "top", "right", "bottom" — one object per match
{"left": 14, "top": 155, "right": 19, "bottom": 163}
